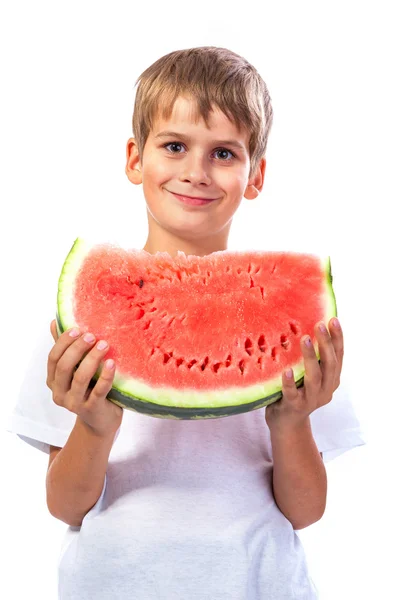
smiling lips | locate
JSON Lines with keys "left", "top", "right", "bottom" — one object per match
{"left": 168, "top": 190, "right": 219, "bottom": 206}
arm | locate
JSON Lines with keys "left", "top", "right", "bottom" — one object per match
{"left": 269, "top": 418, "right": 327, "bottom": 530}
{"left": 46, "top": 418, "right": 116, "bottom": 527}
{"left": 45, "top": 321, "right": 123, "bottom": 527}
{"left": 266, "top": 317, "right": 343, "bottom": 530}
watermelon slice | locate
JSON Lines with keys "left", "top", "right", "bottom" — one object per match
{"left": 56, "top": 238, "right": 336, "bottom": 419}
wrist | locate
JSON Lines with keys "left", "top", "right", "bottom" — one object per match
{"left": 268, "top": 414, "right": 312, "bottom": 440}
{"left": 76, "top": 415, "right": 120, "bottom": 442}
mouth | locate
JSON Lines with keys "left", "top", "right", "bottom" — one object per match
{"left": 167, "top": 190, "right": 220, "bottom": 206}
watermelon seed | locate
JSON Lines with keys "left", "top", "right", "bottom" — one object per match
{"left": 143, "top": 321, "right": 151, "bottom": 330}
{"left": 271, "top": 347, "right": 278, "bottom": 361}
{"left": 163, "top": 352, "right": 173, "bottom": 364}
{"left": 245, "top": 338, "right": 253, "bottom": 356}
{"left": 247, "top": 264, "right": 252, "bottom": 273}
{"left": 257, "top": 356, "right": 263, "bottom": 369}
{"left": 176, "top": 358, "right": 184, "bottom": 367}
{"left": 202, "top": 278, "right": 207, "bottom": 284}
{"left": 133, "top": 308, "right": 145, "bottom": 320}
{"left": 254, "top": 266, "right": 261, "bottom": 274}
{"left": 280, "top": 334, "right": 289, "bottom": 349}
{"left": 200, "top": 357, "right": 209, "bottom": 371}
{"left": 249, "top": 277, "right": 255, "bottom": 288}
{"left": 176, "top": 271, "right": 182, "bottom": 281}
{"left": 139, "top": 279, "right": 144, "bottom": 288}
{"left": 238, "top": 359, "right": 245, "bottom": 374}
{"left": 237, "top": 268, "right": 242, "bottom": 274}
{"left": 258, "top": 335, "right": 266, "bottom": 352}
{"left": 150, "top": 348, "right": 155, "bottom": 357}
{"left": 290, "top": 322, "right": 298, "bottom": 335}
{"left": 225, "top": 355, "right": 232, "bottom": 367}
{"left": 187, "top": 359, "right": 197, "bottom": 369}
{"left": 271, "top": 264, "right": 277, "bottom": 274}
{"left": 207, "top": 271, "right": 211, "bottom": 277}
{"left": 212, "top": 362, "right": 221, "bottom": 373}
{"left": 226, "top": 265, "right": 232, "bottom": 273}
{"left": 260, "top": 287, "right": 265, "bottom": 300}
{"left": 150, "top": 307, "right": 157, "bottom": 312}
{"left": 167, "top": 317, "right": 176, "bottom": 327}
{"left": 137, "top": 298, "right": 154, "bottom": 306}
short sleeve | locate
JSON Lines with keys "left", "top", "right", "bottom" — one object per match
{"left": 310, "top": 371, "right": 366, "bottom": 462}
{"left": 5, "top": 325, "right": 76, "bottom": 454}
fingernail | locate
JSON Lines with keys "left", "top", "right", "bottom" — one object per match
{"left": 83, "top": 333, "right": 95, "bottom": 343}
{"left": 285, "top": 368, "right": 293, "bottom": 379}
{"left": 332, "top": 318, "right": 341, "bottom": 328}
{"left": 319, "top": 323, "right": 327, "bottom": 334}
{"left": 305, "top": 336, "right": 312, "bottom": 347}
{"left": 105, "top": 359, "right": 115, "bottom": 369}
{"left": 69, "top": 328, "right": 80, "bottom": 338}
{"left": 97, "top": 340, "right": 108, "bottom": 351}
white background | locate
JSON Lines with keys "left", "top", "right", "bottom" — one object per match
{"left": 1, "top": 1, "right": 398, "bottom": 598}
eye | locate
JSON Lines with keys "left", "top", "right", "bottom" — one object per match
{"left": 214, "top": 148, "right": 235, "bottom": 161}
{"left": 163, "top": 142, "right": 236, "bottom": 161}
{"left": 164, "top": 142, "right": 185, "bottom": 154}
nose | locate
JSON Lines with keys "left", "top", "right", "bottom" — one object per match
{"left": 179, "top": 153, "right": 212, "bottom": 186}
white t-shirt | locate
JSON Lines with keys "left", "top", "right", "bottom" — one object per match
{"left": 6, "top": 328, "right": 365, "bottom": 600}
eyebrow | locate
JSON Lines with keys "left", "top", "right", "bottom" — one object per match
{"left": 154, "top": 130, "right": 246, "bottom": 152}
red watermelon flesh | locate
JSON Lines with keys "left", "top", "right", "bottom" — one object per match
{"left": 57, "top": 238, "right": 336, "bottom": 419}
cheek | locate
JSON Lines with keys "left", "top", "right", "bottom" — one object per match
{"left": 143, "top": 152, "right": 173, "bottom": 181}
{"left": 145, "top": 164, "right": 170, "bottom": 183}
{"left": 220, "top": 169, "right": 247, "bottom": 190}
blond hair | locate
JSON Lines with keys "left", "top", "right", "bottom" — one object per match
{"left": 132, "top": 46, "right": 273, "bottom": 179}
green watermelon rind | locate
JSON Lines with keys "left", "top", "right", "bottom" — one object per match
{"left": 56, "top": 238, "right": 337, "bottom": 420}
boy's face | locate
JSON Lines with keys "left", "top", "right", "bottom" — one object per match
{"left": 126, "top": 95, "right": 265, "bottom": 254}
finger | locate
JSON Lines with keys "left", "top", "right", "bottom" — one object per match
{"left": 51, "top": 331, "right": 97, "bottom": 397}
{"left": 85, "top": 358, "right": 116, "bottom": 410}
{"left": 281, "top": 367, "right": 299, "bottom": 402}
{"left": 50, "top": 320, "right": 58, "bottom": 342}
{"left": 302, "top": 334, "right": 323, "bottom": 392}
{"left": 328, "top": 317, "right": 344, "bottom": 374}
{"left": 314, "top": 322, "right": 337, "bottom": 393}
{"left": 69, "top": 338, "right": 111, "bottom": 405}
{"left": 47, "top": 326, "right": 82, "bottom": 388}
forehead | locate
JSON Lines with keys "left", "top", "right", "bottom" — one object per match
{"left": 151, "top": 95, "right": 249, "bottom": 149}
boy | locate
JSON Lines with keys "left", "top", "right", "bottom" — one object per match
{"left": 8, "top": 46, "right": 364, "bottom": 599}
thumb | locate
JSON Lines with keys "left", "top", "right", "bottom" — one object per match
{"left": 50, "top": 319, "right": 59, "bottom": 342}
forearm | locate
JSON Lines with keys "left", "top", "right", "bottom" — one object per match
{"left": 270, "top": 417, "right": 327, "bottom": 530}
{"left": 46, "top": 416, "right": 116, "bottom": 527}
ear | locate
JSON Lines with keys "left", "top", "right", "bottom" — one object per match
{"left": 125, "top": 137, "right": 142, "bottom": 185}
{"left": 243, "top": 157, "right": 266, "bottom": 200}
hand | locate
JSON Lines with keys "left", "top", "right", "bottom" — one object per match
{"left": 46, "top": 320, "right": 123, "bottom": 438}
{"left": 265, "top": 318, "right": 344, "bottom": 430}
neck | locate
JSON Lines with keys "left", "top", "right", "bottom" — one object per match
{"left": 142, "top": 217, "right": 231, "bottom": 257}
